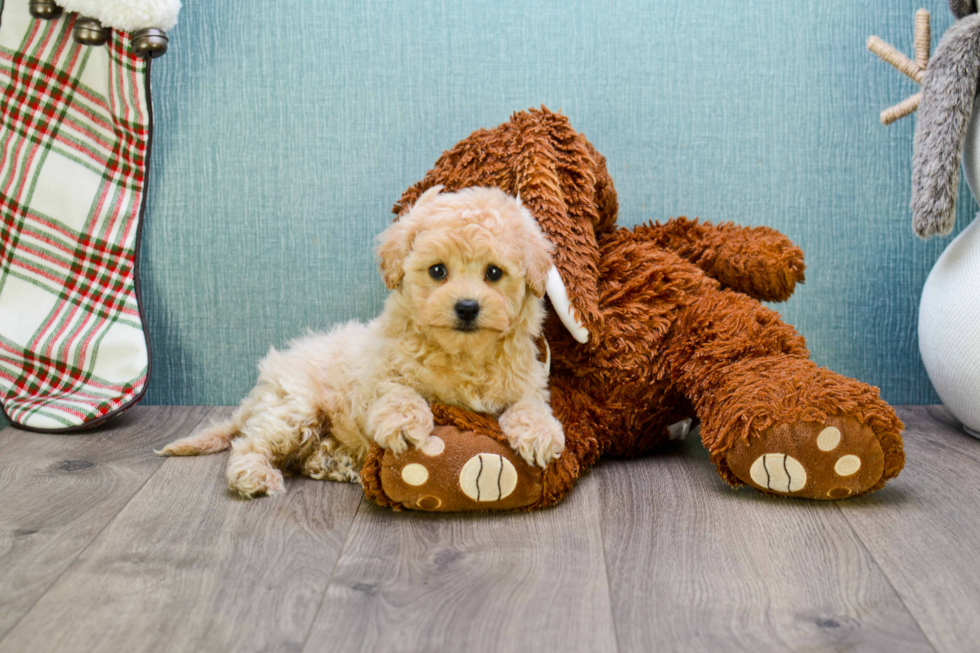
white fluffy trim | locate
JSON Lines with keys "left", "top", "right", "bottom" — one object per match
{"left": 58, "top": 0, "right": 181, "bottom": 31}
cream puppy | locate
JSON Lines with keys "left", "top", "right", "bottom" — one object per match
{"left": 158, "top": 186, "right": 565, "bottom": 497}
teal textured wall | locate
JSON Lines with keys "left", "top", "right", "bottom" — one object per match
{"left": 139, "top": 0, "right": 973, "bottom": 407}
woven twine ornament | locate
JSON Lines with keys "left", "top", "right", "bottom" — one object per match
{"left": 867, "top": 9, "right": 931, "bottom": 125}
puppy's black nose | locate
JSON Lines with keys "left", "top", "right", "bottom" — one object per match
{"left": 454, "top": 299, "right": 480, "bottom": 322}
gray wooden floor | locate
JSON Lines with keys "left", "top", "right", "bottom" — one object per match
{"left": 0, "top": 405, "right": 976, "bottom": 653}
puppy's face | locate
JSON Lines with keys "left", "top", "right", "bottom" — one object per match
{"left": 378, "top": 186, "right": 552, "bottom": 352}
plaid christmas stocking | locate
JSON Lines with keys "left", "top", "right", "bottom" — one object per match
{"left": 0, "top": 1, "right": 153, "bottom": 431}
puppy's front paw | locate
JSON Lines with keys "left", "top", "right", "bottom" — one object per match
{"left": 499, "top": 405, "right": 565, "bottom": 468}
{"left": 371, "top": 401, "right": 434, "bottom": 455}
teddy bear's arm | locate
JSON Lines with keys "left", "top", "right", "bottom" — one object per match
{"left": 626, "top": 218, "right": 805, "bottom": 302}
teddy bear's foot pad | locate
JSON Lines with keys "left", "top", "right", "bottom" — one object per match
{"left": 380, "top": 426, "right": 543, "bottom": 511}
{"left": 726, "top": 417, "right": 885, "bottom": 500}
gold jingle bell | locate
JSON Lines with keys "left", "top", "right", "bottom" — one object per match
{"left": 29, "top": 0, "right": 62, "bottom": 20}
{"left": 132, "top": 28, "right": 168, "bottom": 59}
{"left": 73, "top": 17, "right": 108, "bottom": 47}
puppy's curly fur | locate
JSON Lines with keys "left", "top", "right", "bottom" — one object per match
{"left": 158, "top": 187, "right": 564, "bottom": 497}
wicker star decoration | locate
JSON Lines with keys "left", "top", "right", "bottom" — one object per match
{"left": 867, "top": 9, "right": 931, "bottom": 126}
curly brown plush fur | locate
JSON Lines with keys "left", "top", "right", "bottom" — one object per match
{"left": 362, "top": 108, "right": 904, "bottom": 510}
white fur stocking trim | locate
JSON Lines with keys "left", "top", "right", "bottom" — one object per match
{"left": 57, "top": 0, "right": 181, "bottom": 31}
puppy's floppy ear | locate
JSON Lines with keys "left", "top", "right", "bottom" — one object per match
{"left": 377, "top": 185, "right": 443, "bottom": 289}
{"left": 520, "top": 208, "right": 554, "bottom": 298}
{"left": 377, "top": 221, "right": 410, "bottom": 290}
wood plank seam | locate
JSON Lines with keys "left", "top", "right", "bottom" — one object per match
{"left": 594, "top": 479, "right": 624, "bottom": 653}
{"left": 833, "top": 503, "right": 938, "bottom": 653}
{"left": 834, "top": 505, "right": 939, "bottom": 650}
{"left": 0, "top": 407, "right": 215, "bottom": 649}
{"left": 298, "top": 496, "right": 367, "bottom": 653}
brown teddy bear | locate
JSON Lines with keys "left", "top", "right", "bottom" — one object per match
{"left": 360, "top": 107, "right": 905, "bottom": 511}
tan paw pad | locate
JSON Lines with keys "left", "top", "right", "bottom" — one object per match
{"left": 401, "top": 463, "right": 429, "bottom": 486}
{"left": 834, "top": 455, "right": 861, "bottom": 477}
{"left": 816, "top": 426, "right": 841, "bottom": 451}
{"left": 459, "top": 453, "right": 518, "bottom": 502}
{"left": 749, "top": 453, "right": 807, "bottom": 493}
{"left": 417, "top": 495, "right": 442, "bottom": 510}
{"left": 421, "top": 435, "right": 445, "bottom": 456}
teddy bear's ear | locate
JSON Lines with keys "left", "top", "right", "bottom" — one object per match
{"left": 509, "top": 108, "right": 607, "bottom": 343}
{"left": 951, "top": 0, "right": 977, "bottom": 19}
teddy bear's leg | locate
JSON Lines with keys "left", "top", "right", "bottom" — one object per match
{"left": 667, "top": 286, "right": 904, "bottom": 499}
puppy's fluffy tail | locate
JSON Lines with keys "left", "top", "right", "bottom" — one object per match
{"left": 155, "top": 421, "right": 238, "bottom": 457}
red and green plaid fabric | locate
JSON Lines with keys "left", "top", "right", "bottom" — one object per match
{"left": 0, "top": 1, "right": 151, "bottom": 431}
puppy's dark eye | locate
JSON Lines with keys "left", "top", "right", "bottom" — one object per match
{"left": 429, "top": 264, "right": 447, "bottom": 280}
{"left": 485, "top": 265, "right": 503, "bottom": 282}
